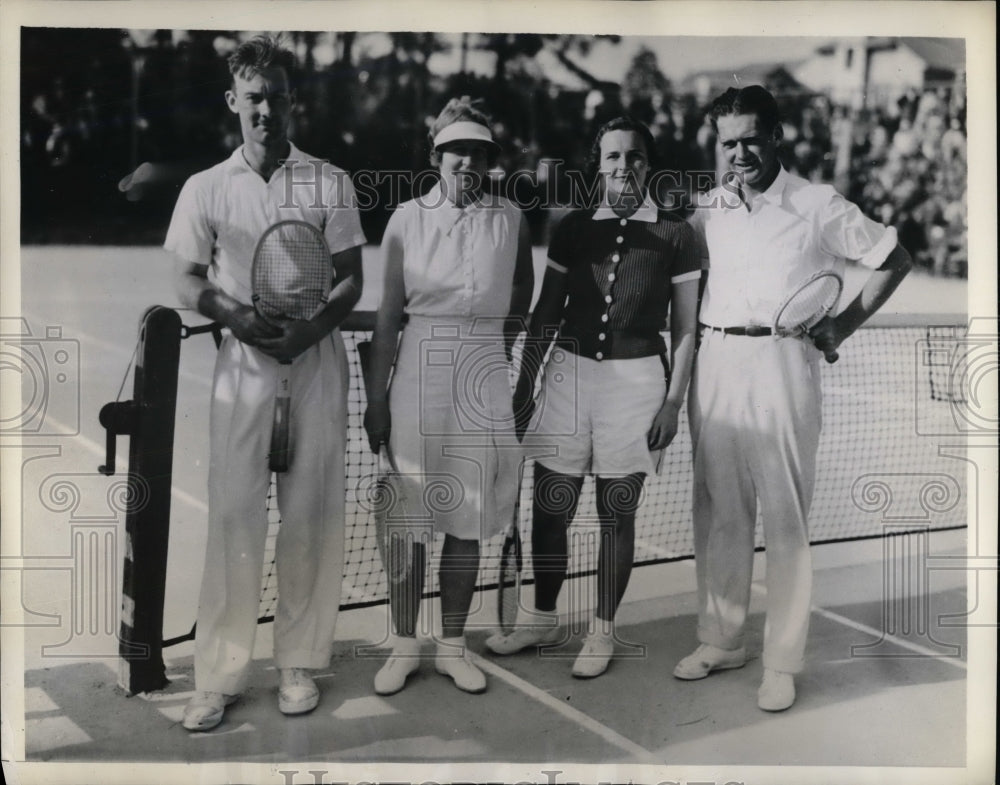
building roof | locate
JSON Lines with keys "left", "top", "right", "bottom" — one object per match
{"left": 680, "top": 63, "right": 809, "bottom": 96}
{"left": 899, "top": 38, "right": 965, "bottom": 74}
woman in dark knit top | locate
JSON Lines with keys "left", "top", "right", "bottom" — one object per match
{"left": 486, "top": 116, "right": 700, "bottom": 678}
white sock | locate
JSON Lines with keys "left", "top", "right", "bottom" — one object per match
{"left": 530, "top": 608, "right": 558, "bottom": 627}
{"left": 589, "top": 616, "right": 615, "bottom": 638}
{"left": 436, "top": 635, "right": 466, "bottom": 654}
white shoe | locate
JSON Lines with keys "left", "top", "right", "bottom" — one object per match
{"left": 673, "top": 643, "right": 747, "bottom": 680}
{"left": 278, "top": 668, "right": 319, "bottom": 715}
{"left": 485, "top": 623, "right": 561, "bottom": 655}
{"left": 182, "top": 691, "right": 238, "bottom": 731}
{"left": 374, "top": 636, "right": 422, "bottom": 696}
{"left": 434, "top": 637, "right": 486, "bottom": 694}
{"left": 758, "top": 668, "right": 796, "bottom": 711}
{"left": 571, "top": 633, "right": 614, "bottom": 679}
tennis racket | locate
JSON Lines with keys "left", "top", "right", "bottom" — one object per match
{"left": 772, "top": 270, "right": 844, "bottom": 364}
{"left": 251, "top": 220, "right": 334, "bottom": 473}
{"left": 497, "top": 335, "right": 553, "bottom": 632}
{"left": 497, "top": 459, "right": 525, "bottom": 634}
{"left": 357, "top": 339, "right": 415, "bottom": 587}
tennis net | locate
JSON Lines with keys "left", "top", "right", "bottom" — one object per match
{"left": 165, "top": 311, "right": 970, "bottom": 644}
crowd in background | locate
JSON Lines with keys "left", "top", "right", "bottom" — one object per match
{"left": 21, "top": 29, "right": 968, "bottom": 277}
{"left": 847, "top": 91, "right": 968, "bottom": 278}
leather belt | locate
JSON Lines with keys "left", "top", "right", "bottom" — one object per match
{"left": 699, "top": 323, "right": 773, "bottom": 337}
{"left": 557, "top": 328, "right": 665, "bottom": 361}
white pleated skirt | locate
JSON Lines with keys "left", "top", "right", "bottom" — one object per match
{"left": 387, "top": 315, "right": 522, "bottom": 541}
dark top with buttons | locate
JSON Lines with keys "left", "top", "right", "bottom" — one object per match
{"left": 548, "top": 208, "right": 701, "bottom": 361}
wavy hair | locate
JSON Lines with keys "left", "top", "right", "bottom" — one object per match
{"left": 708, "top": 85, "right": 781, "bottom": 133}
{"left": 427, "top": 96, "right": 495, "bottom": 167}
{"left": 586, "top": 115, "right": 658, "bottom": 177}
{"left": 227, "top": 33, "right": 297, "bottom": 87}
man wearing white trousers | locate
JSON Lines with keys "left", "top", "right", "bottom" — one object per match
{"left": 167, "top": 34, "right": 365, "bottom": 731}
{"left": 678, "top": 85, "right": 911, "bottom": 711}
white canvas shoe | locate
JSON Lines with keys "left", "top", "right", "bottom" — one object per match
{"left": 182, "top": 691, "right": 238, "bottom": 731}
{"left": 757, "top": 668, "right": 796, "bottom": 711}
{"left": 434, "top": 637, "right": 486, "bottom": 693}
{"left": 673, "top": 643, "right": 747, "bottom": 680}
{"left": 571, "top": 633, "right": 614, "bottom": 679}
{"left": 374, "top": 636, "right": 422, "bottom": 696}
{"left": 278, "top": 668, "right": 319, "bottom": 715}
{"left": 485, "top": 623, "right": 561, "bottom": 655}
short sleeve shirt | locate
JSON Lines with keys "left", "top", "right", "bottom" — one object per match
{"left": 689, "top": 167, "right": 897, "bottom": 327}
{"left": 164, "top": 143, "right": 366, "bottom": 304}
{"left": 387, "top": 183, "right": 523, "bottom": 319}
{"left": 548, "top": 199, "right": 701, "bottom": 336}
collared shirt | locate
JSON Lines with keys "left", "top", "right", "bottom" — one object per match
{"left": 164, "top": 143, "right": 366, "bottom": 304}
{"left": 588, "top": 190, "right": 661, "bottom": 223}
{"left": 389, "top": 182, "right": 523, "bottom": 318}
{"left": 547, "top": 198, "right": 701, "bottom": 346}
{"left": 689, "top": 167, "right": 897, "bottom": 328}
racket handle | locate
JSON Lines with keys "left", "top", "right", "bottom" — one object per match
{"left": 269, "top": 382, "right": 291, "bottom": 473}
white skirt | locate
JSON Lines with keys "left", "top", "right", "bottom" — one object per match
{"left": 387, "top": 315, "right": 522, "bottom": 540}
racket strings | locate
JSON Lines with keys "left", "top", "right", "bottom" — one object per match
{"left": 498, "top": 532, "right": 521, "bottom": 632}
{"left": 774, "top": 276, "right": 841, "bottom": 333}
{"left": 253, "top": 224, "right": 332, "bottom": 321}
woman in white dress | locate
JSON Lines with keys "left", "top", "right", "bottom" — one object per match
{"left": 363, "top": 97, "right": 534, "bottom": 694}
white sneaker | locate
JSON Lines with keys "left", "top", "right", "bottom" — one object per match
{"left": 434, "top": 637, "right": 486, "bottom": 694}
{"left": 758, "top": 668, "right": 796, "bottom": 711}
{"left": 278, "top": 668, "right": 319, "bottom": 715}
{"left": 673, "top": 643, "right": 747, "bottom": 680}
{"left": 485, "top": 616, "right": 561, "bottom": 655}
{"left": 374, "top": 636, "right": 422, "bottom": 696}
{"left": 182, "top": 691, "right": 238, "bottom": 731}
{"left": 571, "top": 633, "right": 614, "bottom": 679}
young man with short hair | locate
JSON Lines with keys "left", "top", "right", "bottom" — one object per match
{"left": 167, "top": 34, "right": 365, "bottom": 731}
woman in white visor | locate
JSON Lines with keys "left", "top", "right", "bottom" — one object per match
{"left": 364, "top": 96, "right": 534, "bottom": 695}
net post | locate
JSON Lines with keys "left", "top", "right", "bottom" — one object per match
{"left": 116, "top": 305, "right": 182, "bottom": 694}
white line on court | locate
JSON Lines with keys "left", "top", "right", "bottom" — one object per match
{"left": 36, "top": 414, "right": 208, "bottom": 514}
{"left": 809, "top": 604, "right": 968, "bottom": 669}
{"left": 467, "top": 650, "right": 661, "bottom": 763}
{"left": 749, "top": 583, "right": 968, "bottom": 670}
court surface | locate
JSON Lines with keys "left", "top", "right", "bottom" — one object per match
{"left": 6, "top": 246, "right": 986, "bottom": 780}
{"left": 20, "top": 531, "right": 970, "bottom": 768}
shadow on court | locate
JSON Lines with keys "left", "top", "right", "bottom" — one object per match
{"left": 471, "top": 591, "right": 966, "bottom": 767}
{"left": 24, "top": 538, "right": 967, "bottom": 766}
{"left": 24, "top": 640, "right": 629, "bottom": 763}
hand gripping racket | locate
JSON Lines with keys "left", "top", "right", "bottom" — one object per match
{"left": 356, "top": 340, "right": 417, "bottom": 593}
{"left": 498, "top": 337, "right": 550, "bottom": 633}
{"left": 251, "top": 220, "right": 334, "bottom": 472}
{"left": 497, "top": 459, "right": 526, "bottom": 634}
{"left": 772, "top": 270, "right": 844, "bottom": 364}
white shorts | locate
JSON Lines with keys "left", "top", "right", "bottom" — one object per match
{"left": 524, "top": 349, "right": 666, "bottom": 477}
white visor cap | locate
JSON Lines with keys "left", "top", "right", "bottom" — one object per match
{"left": 432, "top": 121, "right": 499, "bottom": 150}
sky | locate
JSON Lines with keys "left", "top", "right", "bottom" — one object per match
{"left": 554, "top": 35, "right": 835, "bottom": 81}
{"left": 338, "top": 32, "right": 836, "bottom": 84}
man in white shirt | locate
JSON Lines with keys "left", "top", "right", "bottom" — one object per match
{"left": 679, "top": 85, "right": 912, "bottom": 711}
{"left": 166, "top": 34, "right": 365, "bottom": 731}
